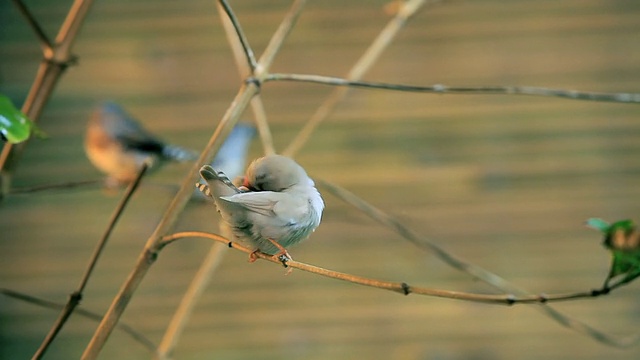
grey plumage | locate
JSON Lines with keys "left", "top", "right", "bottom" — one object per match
{"left": 198, "top": 155, "right": 324, "bottom": 256}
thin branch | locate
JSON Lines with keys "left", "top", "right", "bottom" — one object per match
{"left": 217, "top": 0, "right": 258, "bottom": 71}
{"left": 0, "top": 288, "right": 156, "bottom": 353}
{"left": 78, "top": 164, "right": 148, "bottom": 292}
{"left": 11, "top": 0, "right": 54, "bottom": 51}
{"left": 316, "top": 179, "right": 640, "bottom": 347}
{"left": 247, "top": 97, "right": 275, "bottom": 155}
{"left": 159, "top": 231, "right": 610, "bottom": 305}
{"left": 266, "top": 73, "right": 640, "bottom": 104}
{"left": 217, "top": 2, "right": 275, "bottom": 155}
{"left": 32, "top": 163, "right": 148, "bottom": 360}
{"left": 284, "top": 0, "right": 435, "bottom": 157}
{"left": 9, "top": 179, "right": 103, "bottom": 195}
{"left": 254, "top": 0, "right": 307, "bottom": 80}
{"left": 155, "top": 243, "right": 228, "bottom": 360}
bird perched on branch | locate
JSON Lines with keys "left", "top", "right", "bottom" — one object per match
{"left": 85, "top": 101, "right": 197, "bottom": 186}
{"left": 197, "top": 154, "right": 324, "bottom": 264}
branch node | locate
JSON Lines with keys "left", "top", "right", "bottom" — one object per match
{"left": 245, "top": 76, "right": 261, "bottom": 91}
{"left": 44, "top": 51, "right": 79, "bottom": 70}
{"left": 538, "top": 293, "right": 548, "bottom": 303}
{"left": 401, "top": 282, "right": 410, "bottom": 295}
{"left": 592, "top": 287, "right": 610, "bottom": 296}
{"left": 145, "top": 249, "right": 158, "bottom": 264}
{"left": 69, "top": 291, "right": 83, "bottom": 305}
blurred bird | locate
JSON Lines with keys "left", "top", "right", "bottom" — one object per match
{"left": 194, "top": 123, "right": 257, "bottom": 200}
{"left": 85, "top": 101, "right": 197, "bottom": 186}
{"left": 197, "top": 154, "right": 324, "bottom": 263}
{"left": 210, "top": 123, "right": 257, "bottom": 180}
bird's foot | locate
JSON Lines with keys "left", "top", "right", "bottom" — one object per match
{"left": 273, "top": 251, "right": 293, "bottom": 275}
{"left": 266, "top": 238, "right": 292, "bottom": 268}
{"left": 272, "top": 250, "right": 292, "bottom": 266}
{"left": 248, "top": 250, "right": 261, "bottom": 263}
{"left": 248, "top": 249, "right": 291, "bottom": 267}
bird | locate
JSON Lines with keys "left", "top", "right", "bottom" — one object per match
{"left": 197, "top": 154, "right": 324, "bottom": 264}
{"left": 85, "top": 101, "right": 197, "bottom": 186}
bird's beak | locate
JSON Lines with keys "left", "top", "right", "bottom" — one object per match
{"left": 242, "top": 176, "right": 251, "bottom": 189}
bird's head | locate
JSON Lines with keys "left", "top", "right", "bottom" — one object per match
{"left": 243, "top": 154, "right": 313, "bottom": 191}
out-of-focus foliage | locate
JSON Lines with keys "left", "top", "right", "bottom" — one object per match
{"left": 587, "top": 218, "right": 640, "bottom": 290}
{"left": 0, "top": 95, "right": 45, "bottom": 143}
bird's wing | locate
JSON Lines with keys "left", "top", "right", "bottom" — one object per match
{"left": 117, "top": 134, "right": 165, "bottom": 154}
{"left": 220, "top": 191, "right": 307, "bottom": 223}
{"left": 98, "top": 103, "right": 165, "bottom": 154}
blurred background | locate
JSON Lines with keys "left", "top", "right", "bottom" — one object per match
{"left": 1, "top": 0, "right": 640, "bottom": 359}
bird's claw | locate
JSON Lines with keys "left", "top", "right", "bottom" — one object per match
{"left": 248, "top": 250, "right": 260, "bottom": 263}
{"left": 273, "top": 251, "right": 293, "bottom": 275}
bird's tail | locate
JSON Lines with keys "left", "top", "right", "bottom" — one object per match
{"left": 162, "top": 144, "right": 198, "bottom": 162}
{"left": 197, "top": 165, "right": 240, "bottom": 198}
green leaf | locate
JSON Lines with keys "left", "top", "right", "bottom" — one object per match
{"left": 585, "top": 218, "right": 610, "bottom": 233}
{"left": 0, "top": 95, "right": 45, "bottom": 143}
{"left": 587, "top": 217, "right": 640, "bottom": 290}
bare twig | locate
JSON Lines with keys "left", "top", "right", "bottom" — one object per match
{"left": 0, "top": 288, "right": 156, "bottom": 353}
{"left": 253, "top": 0, "right": 307, "bottom": 80}
{"left": 217, "top": 0, "right": 258, "bottom": 72}
{"left": 217, "top": 2, "right": 275, "bottom": 155}
{"left": 159, "top": 231, "right": 611, "bottom": 305}
{"left": 11, "top": 0, "right": 54, "bottom": 51}
{"left": 0, "top": 0, "right": 95, "bottom": 195}
{"left": 316, "top": 179, "right": 640, "bottom": 347}
{"left": 155, "top": 243, "right": 227, "bottom": 360}
{"left": 284, "top": 0, "right": 434, "bottom": 157}
{"left": 32, "top": 163, "right": 148, "bottom": 360}
{"left": 266, "top": 73, "right": 640, "bottom": 104}
{"left": 9, "top": 179, "right": 103, "bottom": 195}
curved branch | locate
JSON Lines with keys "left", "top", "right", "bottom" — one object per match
{"left": 159, "top": 231, "right": 607, "bottom": 306}
{"left": 217, "top": 0, "right": 257, "bottom": 71}
{"left": 316, "top": 179, "right": 640, "bottom": 347}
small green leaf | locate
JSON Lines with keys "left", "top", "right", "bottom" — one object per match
{"left": 587, "top": 217, "right": 640, "bottom": 290}
{"left": 585, "top": 218, "right": 610, "bottom": 233}
{"left": 0, "top": 95, "right": 45, "bottom": 143}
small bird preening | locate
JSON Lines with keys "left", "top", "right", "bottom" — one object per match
{"left": 197, "top": 154, "right": 324, "bottom": 266}
{"left": 85, "top": 101, "right": 197, "bottom": 186}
